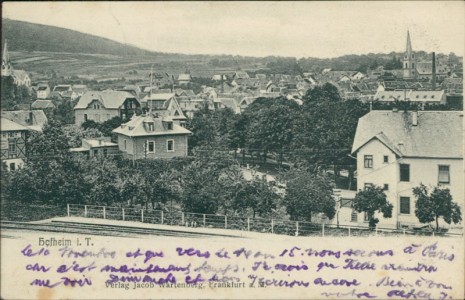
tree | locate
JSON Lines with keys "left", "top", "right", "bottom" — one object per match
{"left": 246, "top": 101, "right": 296, "bottom": 163}
{"left": 413, "top": 184, "right": 462, "bottom": 232}
{"left": 180, "top": 159, "right": 226, "bottom": 214}
{"left": 279, "top": 168, "right": 335, "bottom": 222}
{"left": 84, "top": 157, "right": 121, "bottom": 206}
{"left": 216, "top": 164, "right": 278, "bottom": 217}
{"left": 353, "top": 186, "right": 393, "bottom": 230}
{"left": 27, "top": 118, "right": 71, "bottom": 161}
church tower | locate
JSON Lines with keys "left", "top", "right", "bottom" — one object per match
{"left": 403, "top": 31, "right": 416, "bottom": 79}
{"left": 1, "top": 40, "right": 13, "bottom": 77}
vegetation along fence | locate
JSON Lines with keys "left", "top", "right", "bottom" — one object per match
{"left": 67, "top": 204, "right": 462, "bottom": 237}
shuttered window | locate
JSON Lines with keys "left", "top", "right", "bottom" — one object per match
{"left": 351, "top": 210, "right": 358, "bottom": 222}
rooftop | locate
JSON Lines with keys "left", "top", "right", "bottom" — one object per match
{"left": 74, "top": 91, "right": 139, "bottom": 109}
{"left": 352, "top": 110, "right": 463, "bottom": 158}
{"left": 112, "top": 113, "right": 192, "bottom": 137}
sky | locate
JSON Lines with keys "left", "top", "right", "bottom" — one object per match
{"left": 3, "top": 1, "right": 464, "bottom": 58}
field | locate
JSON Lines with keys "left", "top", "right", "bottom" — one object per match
{"left": 10, "top": 50, "right": 266, "bottom": 82}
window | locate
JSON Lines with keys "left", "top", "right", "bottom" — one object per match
{"left": 383, "top": 184, "right": 389, "bottom": 191}
{"left": 9, "top": 163, "right": 16, "bottom": 171}
{"left": 400, "top": 164, "right": 410, "bottom": 182}
{"left": 124, "top": 140, "right": 127, "bottom": 150}
{"left": 364, "top": 155, "right": 373, "bottom": 168}
{"left": 147, "top": 141, "right": 155, "bottom": 153}
{"left": 167, "top": 140, "right": 174, "bottom": 152}
{"left": 412, "top": 63, "right": 414, "bottom": 68}
{"left": 351, "top": 210, "right": 358, "bottom": 222}
{"left": 383, "top": 155, "right": 389, "bottom": 163}
{"left": 364, "top": 212, "right": 369, "bottom": 222}
{"left": 8, "top": 141, "right": 16, "bottom": 153}
{"left": 167, "top": 122, "right": 173, "bottom": 130}
{"left": 84, "top": 114, "right": 88, "bottom": 122}
{"left": 400, "top": 197, "right": 410, "bottom": 214}
{"left": 94, "top": 149, "right": 98, "bottom": 156}
{"left": 438, "top": 165, "right": 450, "bottom": 184}
{"left": 103, "top": 149, "right": 108, "bottom": 157}
{"left": 147, "top": 122, "right": 154, "bottom": 132}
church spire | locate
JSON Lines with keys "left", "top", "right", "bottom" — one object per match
{"left": 406, "top": 30, "right": 413, "bottom": 54}
{"left": 2, "top": 39, "right": 13, "bottom": 77}
{"left": 403, "top": 30, "right": 416, "bottom": 79}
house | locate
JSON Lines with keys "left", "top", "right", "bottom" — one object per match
{"left": 1, "top": 41, "right": 31, "bottom": 87}
{"left": 175, "top": 89, "right": 196, "bottom": 100}
{"left": 53, "top": 85, "right": 72, "bottom": 95}
{"left": 151, "top": 73, "right": 173, "bottom": 88}
{"left": 416, "top": 61, "right": 449, "bottom": 82}
{"left": 217, "top": 98, "right": 240, "bottom": 114}
{"left": 351, "top": 110, "right": 463, "bottom": 229}
{"left": 351, "top": 71, "right": 365, "bottom": 81}
{"left": 179, "top": 99, "right": 214, "bottom": 119}
{"left": 1, "top": 118, "right": 28, "bottom": 171}
{"left": 373, "top": 90, "right": 446, "bottom": 105}
{"left": 142, "top": 93, "right": 187, "bottom": 126}
{"left": 63, "top": 90, "right": 80, "bottom": 101}
{"left": 12, "top": 70, "right": 31, "bottom": 87}
{"left": 238, "top": 97, "right": 258, "bottom": 111}
{"left": 31, "top": 100, "right": 55, "bottom": 110}
{"left": 70, "top": 137, "right": 119, "bottom": 158}
{"left": 1, "top": 110, "right": 48, "bottom": 171}
{"left": 71, "top": 84, "right": 88, "bottom": 98}
{"left": 234, "top": 71, "right": 250, "bottom": 80}
{"left": 211, "top": 74, "right": 228, "bottom": 81}
{"left": 112, "top": 112, "right": 192, "bottom": 160}
{"left": 36, "top": 84, "right": 51, "bottom": 99}
{"left": 177, "top": 74, "right": 192, "bottom": 86}
{"left": 74, "top": 91, "right": 141, "bottom": 126}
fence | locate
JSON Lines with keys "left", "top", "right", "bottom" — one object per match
{"left": 67, "top": 204, "right": 462, "bottom": 237}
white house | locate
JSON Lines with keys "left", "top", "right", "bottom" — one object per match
{"left": 112, "top": 112, "right": 192, "bottom": 160}
{"left": 373, "top": 90, "right": 446, "bottom": 105}
{"left": 350, "top": 110, "right": 463, "bottom": 229}
{"left": 36, "top": 84, "right": 51, "bottom": 99}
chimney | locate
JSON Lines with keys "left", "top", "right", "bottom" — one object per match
{"left": 432, "top": 52, "right": 436, "bottom": 90}
{"left": 412, "top": 111, "right": 418, "bottom": 126}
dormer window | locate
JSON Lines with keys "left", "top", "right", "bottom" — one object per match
{"left": 147, "top": 122, "right": 154, "bottom": 132}
{"left": 167, "top": 122, "right": 173, "bottom": 130}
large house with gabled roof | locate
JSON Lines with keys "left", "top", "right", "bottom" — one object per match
{"left": 74, "top": 91, "right": 140, "bottom": 126}
{"left": 349, "top": 110, "right": 463, "bottom": 229}
{"left": 112, "top": 112, "right": 192, "bottom": 160}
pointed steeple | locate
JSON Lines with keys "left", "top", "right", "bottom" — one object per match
{"left": 406, "top": 30, "right": 413, "bottom": 54}
{"left": 403, "top": 30, "right": 416, "bottom": 79}
{"left": 2, "top": 40, "right": 13, "bottom": 77}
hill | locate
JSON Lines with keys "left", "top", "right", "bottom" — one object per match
{"left": 1, "top": 19, "right": 158, "bottom": 57}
